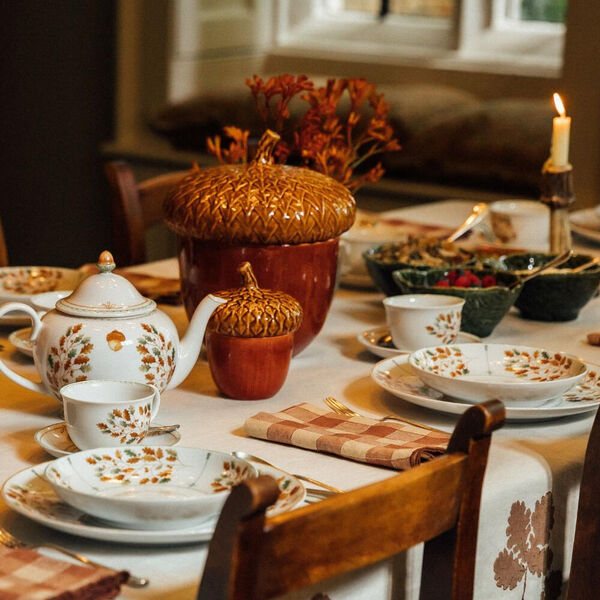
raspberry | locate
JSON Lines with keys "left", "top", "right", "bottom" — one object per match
{"left": 447, "top": 270, "right": 458, "bottom": 284}
{"left": 453, "top": 276, "right": 471, "bottom": 287}
{"left": 481, "top": 275, "right": 497, "bottom": 288}
{"left": 435, "top": 279, "right": 450, "bottom": 287}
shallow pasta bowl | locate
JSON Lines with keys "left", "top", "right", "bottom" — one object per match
{"left": 408, "top": 344, "right": 587, "bottom": 407}
{"left": 0, "top": 266, "right": 81, "bottom": 307}
{"left": 45, "top": 446, "right": 256, "bottom": 530}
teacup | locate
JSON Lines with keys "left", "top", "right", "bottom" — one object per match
{"left": 383, "top": 294, "right": 465, "bottom": 351}
{"left": 61, "top": 380, "right": 161, "bottom": 450}
{"left": 489, "top": 200, "right": 549, "bottom": 251}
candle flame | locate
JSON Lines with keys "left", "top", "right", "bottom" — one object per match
{"left": 553, "top": 93, "right": 566, "bottom": 117}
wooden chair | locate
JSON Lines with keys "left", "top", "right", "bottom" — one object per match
{"left": 197, "top": 400, "right": 505, "bottom": 600}
{"left": 0, "top": 215, "right": 8, "bottom": 266}
{"left": 104, "top": 161, "right": 188, "bottom": 266}
{"left": 566, "top": 405, "right": 600, "bottom": 598}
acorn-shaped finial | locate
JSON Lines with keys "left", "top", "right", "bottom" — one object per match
{"left": 208, "top": 262, "right": 302, "bottom": 338}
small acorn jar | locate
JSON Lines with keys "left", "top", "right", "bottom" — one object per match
{"left": 206, "top": 262, "right": 303, "bottom": 400}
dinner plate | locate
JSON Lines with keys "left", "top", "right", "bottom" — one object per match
{"left": 570, "top": 208, "right": 600, "bottom": 244}
{"left": 2, "top": 461, "right": 305, "bottom": 545}
{"left": 9, "top": 327, "right": 33, "bottom": 357}
{"left": 358, "top": 327, "right": 481, "bottom": 359}
{"left": 34, "top": 422, "right": 181, "bottom": 458}
{"left": 371, "top": 355, "right": 600, "bottom": 421}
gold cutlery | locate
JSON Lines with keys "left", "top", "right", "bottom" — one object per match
{"left": 324, "top": 396, "right": 447, "bottom": 435}
{"left": 145, "top": 423, "right": 180, "bottom": 436}
{"left": 232, "top": 451, "right": 345, "bottom": 494}
{"left": 445, "top": 202, "right": 489, "bottom": 243}
{"left": 570, "top": 256, "right": 600, "bottom": 273}
{"left": 0, "top": 527, "right": 149, "bottom": 587}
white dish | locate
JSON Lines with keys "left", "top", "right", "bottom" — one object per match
{"left": 372, "top": 355, "right": 600, "bottom": 421}
{"left": 31, "top": 290, "right": 72, "bottom": 312}
{"left": 358, "top": 327, "right": 481, "bottom": 359}
{"left": 2, "top": 461, "right": 304, "bottom": 545}
{"left": 9, "top": 327, "right": 33, "bottom": 357}
{"left": 570, "top": 208, "right": 600, "bottom": 244}
{"left": 409, "top": 344, "right": 587, "bottom": 407}
{"left": 0, "top": 267, "right": 81, "bottom": 306}
{"left": 45, "top": 447, "right": 256, "bottom": 530}
{"left": 34, "top": 422, "right": 181, "bottom": 458}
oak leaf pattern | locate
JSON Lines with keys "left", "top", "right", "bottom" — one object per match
{"left": 493, "top": 492, "right": 562, "bottom": 599}
{"left": 96, "top": 403, "right": 152, "bottom": 445}
{"left": 46, "top": 324, "right": 93, "bottom": 392}
{"left": 136, "top": 324, "right": 175, "bottom": 391}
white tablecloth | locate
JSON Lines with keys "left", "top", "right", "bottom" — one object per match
{"left": 1, "top": 225, "right": 599, "bottom": 599}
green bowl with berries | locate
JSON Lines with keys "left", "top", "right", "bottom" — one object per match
{"left": 363, "top": 239, "right": 475, "bottom": 296}
{"left": 391, "top": 267, "right": 523, "bottom": 337}
{"left": 500, "top": 253, "right": 600, "bottom": 321}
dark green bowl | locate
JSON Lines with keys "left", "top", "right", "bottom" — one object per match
{"left": 501, "top": 253, "right": 600, "bottom": 321}
{"left": 363, "top": 246, "right": 475, "bottom": 296}
{"left": 391, "top": 267, "right": 522, "bottom": 338}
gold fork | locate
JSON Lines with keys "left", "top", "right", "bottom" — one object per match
{"left": 324, "top": 397, "right": 447, "bottom": 435}
{"left": 0, "top": 527, "right": 148, "bottom": 587}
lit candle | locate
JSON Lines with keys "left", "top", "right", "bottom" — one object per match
{"left": 550, "top": 92, "right": 571, "bottom": 168}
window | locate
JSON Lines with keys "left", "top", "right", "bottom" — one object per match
{"left": 274, "top": 0, "right": 567, "bottom": 75}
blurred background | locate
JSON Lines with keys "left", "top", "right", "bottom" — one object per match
{"left": 1, "top": 0, "right": 598, "bottom": 266}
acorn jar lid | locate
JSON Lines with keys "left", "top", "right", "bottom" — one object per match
{"left": 56, "top": 251, "right": 156, "bottom": 318}
{"left": 163, "top": 130, "right": 356, "bottom": 245}
{"left": 208, "top": 262, "right": 302, "bottom": 337}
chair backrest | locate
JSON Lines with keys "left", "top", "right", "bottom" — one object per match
{"left": 0, "top": 215, "right": 7, "bottom": 267}
{"left": 566, "top": 406, "right": 600, "bottom": 599}
{"left": 104, "top": 161, "right": 188, "bottom": 266}
{"left": 197, "top": 400, "right": 505, "bottom": 600}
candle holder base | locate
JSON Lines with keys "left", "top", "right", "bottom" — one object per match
{"left": 540, "top": 164, "right": 575, "bottom": 254}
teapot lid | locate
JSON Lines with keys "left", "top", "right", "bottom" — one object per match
{"left": 56, "top": 251, "right": 156, "bottom": 318}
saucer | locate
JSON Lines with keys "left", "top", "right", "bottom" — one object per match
{"left": 372, "top": 356, "right": 600, "bottom": 422}
{"left": 358, "top": 326, "right": 481, "bottom": 359}
{"left": 2, "top": 461, "right": 304, "bottom": 545}
{"left": 34, "top": 422, "right": 181, "bottom": 458}
{"left": 9, "top": 327, "right": 33, "bottom": 357}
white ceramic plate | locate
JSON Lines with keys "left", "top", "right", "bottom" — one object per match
{"left": 409, "top": 344, "right": 587, "bottom": 406}
{"left": 570, "top": 208, "right": 600, "bottom": 244}
{"left": 45, "top": 447, "right": 256, "bottom": 529}
{"left": 2, "top": 461, "right": 305, "bottom": 545}
{"left": 9, "top": 327, "right": 33, "bottom": 357}
{"left": 372, "top": 356, "right": 600, "bottom": 422}
{"left": 358, "top": 327, "right": 481, "bottom": 359}
{"left": 34, "top": 422, "right": 181, "bottom": 458}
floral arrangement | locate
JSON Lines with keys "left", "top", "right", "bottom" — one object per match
{"left": 206, "top": 74, "right": 400, "bottom": 191}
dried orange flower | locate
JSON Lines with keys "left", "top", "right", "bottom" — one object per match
{"left": 206, "top": 74, "right": 400, "bottom": 191}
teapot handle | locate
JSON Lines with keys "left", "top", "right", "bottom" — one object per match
{"left": 0, "top": 302, "right": 48, "bottom": 396}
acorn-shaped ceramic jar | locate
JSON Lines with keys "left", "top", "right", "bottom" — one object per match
{"left": 163, "top": 129, "right": 356, "bottom": 355}
{"left": 206, "top": 262, "right": 302, "bottom": 400}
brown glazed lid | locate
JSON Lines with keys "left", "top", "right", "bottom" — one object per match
{"left": 163, "top": 130, "right": 356, "bottom": 245}
{"left": 208, "top": 262, "right": 303, "bottom": 338}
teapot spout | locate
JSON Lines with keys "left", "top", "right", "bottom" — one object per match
{"left": 168, "top": 294, "right": 227, "bottom": 389}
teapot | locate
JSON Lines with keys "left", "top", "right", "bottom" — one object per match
{"left": 0, "top": 251, "right": 226, "bottom": 398}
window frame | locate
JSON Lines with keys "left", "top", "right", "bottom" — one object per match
{"left": 272, "top": 0, "right": 565, "bottom": 77}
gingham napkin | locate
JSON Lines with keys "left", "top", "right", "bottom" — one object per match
{"left": 244, "top": 403, "right": 449, "bottom": 470}
{"left": 0, "top": 546, "right": 128, "bottom": 600}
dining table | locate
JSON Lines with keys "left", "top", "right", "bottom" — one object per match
{"left": 1, "top": 200, "right": 600, "bottom": 600}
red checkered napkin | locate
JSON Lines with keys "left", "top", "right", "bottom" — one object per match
{"left": 244, "top": 403, "right": 449, "bottom": 470}
{"left": 0, "top": 546, "right": 128, "bottom": 600}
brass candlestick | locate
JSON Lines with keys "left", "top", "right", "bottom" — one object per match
{"left": 540, "top": 162, "right": 575, "bottom": 253}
